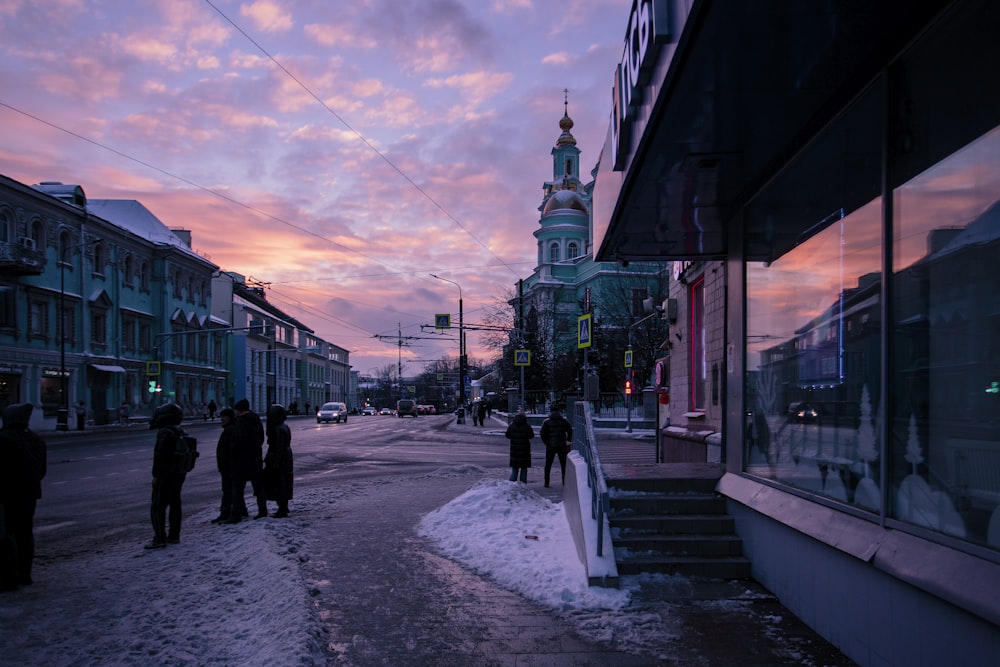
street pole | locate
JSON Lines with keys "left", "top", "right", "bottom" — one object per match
{"left": 56, "top": 255, "right": 68, "bottom": 431}
{"left": 430, "top": 274, "right": 465, "bottom": 409}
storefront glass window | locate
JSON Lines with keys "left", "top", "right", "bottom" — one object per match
{"left": 746, "top": 198, "right": 883, "bottom": 507}
{"left": 890, "top": 125, "right": 1000, "bottom": 547}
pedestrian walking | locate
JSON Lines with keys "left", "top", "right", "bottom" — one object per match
{"left": 118, "top": 401, "right": 131, "bottom": 425}
{"left": 540, "top": 406, "right": 573, "bottom": 488}
{"left": 207, "top": 399, "right": 217, "bottom": 421}
{"left": 226, "top": 398, "right": 266, "bottom": 523}
{"left": 476, "top": 401, "right": 487, "bottom": 427}
{"left": 263, "top": 404, "right": 293, "bottom": 518}
{"left": 211, "top": 408, "right": 236, "bottom": 524}
{"left": 504, "top": 413, "right": 534, "bottom": 483}
{"left": 145, "top": 403, "right": 193, "bottom": 549}
{"left": 0, "top": 403, "right": 47, "bottom": 589}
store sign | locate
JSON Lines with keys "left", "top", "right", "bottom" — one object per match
{"left": 611, "top": 0, "right": 671, "bottom": 171}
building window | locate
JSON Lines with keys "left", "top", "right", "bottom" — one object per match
{"left": 548, "top": 242, "right": 560, "bottom": 263}
{"left": 91, "top": 310, "right": 107, "bottom": 346}
{"left": 123, "top": 255, "right": 134, "bottom": 287}
{"left": 0, "top": 286, "right": 15, "bottom": 330}
{"left": 29, "top": 300, "right": 47, "bottom": 338}
{"left": 92, "top": 243, "right": 105, "bottom": 277}
{"left": 58, "top": 230, "right": 72, "bottom": 266}
{"left": 689, "top": 277, "right": 706, "bottom": 411}
{"left": 139, "top": 321, "right": 151, "bottom": 352}
{"left": 139, "top": 261, "right": 151, "bottom": 291}
{"left": 568, "top": 242, "right": 579, "bottom": 259}
{"left": 123, "top": 316, "right": 136, "bottom": 351}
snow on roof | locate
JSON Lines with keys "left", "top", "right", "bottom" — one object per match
{"left": 87, "top": 199, "right": 208, "bottom": 262}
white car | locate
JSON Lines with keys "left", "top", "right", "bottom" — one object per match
{"left": 317, "top": 402, "right": 348, "bottom": 423}
{"left": 361, "top": 407, "right": 377, "bottom": 416}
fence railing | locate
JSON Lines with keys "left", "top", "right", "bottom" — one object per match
{"left": 521, "top": 390, "right": 644, "bottom": 418}
{"left": 571, "top": 400, "right": 610, "bottom": 558}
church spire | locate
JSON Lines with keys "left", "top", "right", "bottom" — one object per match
{"left": 556, "top": 88, "right": 576, "bottom": 147}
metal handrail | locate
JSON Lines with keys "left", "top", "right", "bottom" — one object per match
{"left": 571, "top": 400, "right": 610, "bottom": 557}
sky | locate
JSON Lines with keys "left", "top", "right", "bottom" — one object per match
{"left": 0, "top": 466, "right": 732, "bottom": 665}
{"left": 0, "top": 0, "right": 633, "bottom": 375}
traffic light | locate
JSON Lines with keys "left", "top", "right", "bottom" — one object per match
{"left": 148, "top": 380, "right": 157, "bottom": 394}
{"left": 625, "top": 378, "right": 633, "bottom": 395}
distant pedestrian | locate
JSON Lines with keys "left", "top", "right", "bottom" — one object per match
{"left": 304, "top": 402, "right": 310, "bottom": 416}
{"left": 75, "top": 400, "right": 86, "bottom": 431}
{"left": 0, "top": 403, "right": 47, "bottom": 589}
{"left": 145, "top": 403, "right": 191, "bottom": 549}
{"left": 207, "top": 399, "right": 217, "bottom": 421}
{"left": 476, "top": 401, "right": 487, "bottom": 427}
{"left": 504, "top": 413, "right": 534, "bottom": 483}
{"left": 226, "top": 398, "right": 266, "bottom": 523}
{"left": 263, "top": 404, "right": 293, "bottom": 518}
{"left": 540, "top": 406, "right": 573, "bottom": 488}
{"left": 211, "top": 408, "right": 236, "bottom": 524}
{"left": 118, "top": 401, "right": 131, "bottom": 425}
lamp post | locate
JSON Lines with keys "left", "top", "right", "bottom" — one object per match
{"left": 430, "top": 274, "right": 465, "bottom": 409}
{"left": 56, "top": 238, "right": 96, "bottom": 431}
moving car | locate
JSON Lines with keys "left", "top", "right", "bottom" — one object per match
{"left": 361, "top": 406, "right": 377, "bottom": 416}
{"left": 317, "top": 402, "right": 348, "bottom": 423}
{"left": 396, "top": 399, "right": 418, "bottom": 417}
{"left": 379, "top": 407, "right": 393, "bottom": 415}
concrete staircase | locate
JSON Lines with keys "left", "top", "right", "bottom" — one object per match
{"left": 606, "top": 467, "right": 751, "bottom": 579}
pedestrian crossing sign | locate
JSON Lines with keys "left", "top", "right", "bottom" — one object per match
{"left": 514, "top": 349, "right": 530, "bottom": 366}
{"left": 577, "top": 314, "right": 592, "bottom": 349}
{"left": 624, "top": 349, "right": 633, "bottom": 368}
{"left": 146, "top": 360, "right": 161, "bottom": 376}
{"left": 435, "top": 314, "right": 451, "bottom": 329}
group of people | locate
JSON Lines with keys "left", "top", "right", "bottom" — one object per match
{"left": 0, "top": 404, "right": 47, "bottom": 591}
{"left": 469, "top": 400, "right": 491, "bottom": 426}
{"left": 504, "top": 406, "right": 573, "bottom": 487}
{"left": 144, "top": 398, "right": 294, "bottom": 550}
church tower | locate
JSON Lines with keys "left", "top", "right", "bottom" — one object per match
{"left": 534, "top": 93, "right": 592, "bottom": 271}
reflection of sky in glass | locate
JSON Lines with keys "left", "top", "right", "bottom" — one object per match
{"left": 894, "top": 125, "right": 1000, "bottom": 271}
{"left": 747, "top": 199, "right": 881, "bottom": 369}
{"left": 748, "top": 124, "right": 1000, "bottom": 371}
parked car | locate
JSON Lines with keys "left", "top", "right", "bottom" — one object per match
{"left": 361, "top": 406, "right": 377, "bottom": 416}
{"left": 396, "top": 399, "right": 418, "bottom": 417}
{"left": 317, "top": 401, "right": 348, "bottom": 423}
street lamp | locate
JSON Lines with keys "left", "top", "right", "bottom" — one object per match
{"left": 430, "top": 274, "right": 466, "bottom": 409}
{"left": 56, "top": 237, "right": 97, "bottom": 431}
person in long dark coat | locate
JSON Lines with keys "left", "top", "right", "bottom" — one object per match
{"left": 226, "top": 398, "right": 266, "bottom": 523}
{"left": 263, "top": 404, "right": 293, "bottom": 518}
{"left": 539, "top": 406, "right": 573, "bottom": 488}
{"left": 211, "top": 408, "right": 235, "bottom": 524}
{"left": 504, "top": 413, "right": 534, "bottom": 483}
{"left": 146, "top": 402, "right": 187, "bottom": 549}
{"left": 0, "top": 403, "right": 47, "bottom": 589}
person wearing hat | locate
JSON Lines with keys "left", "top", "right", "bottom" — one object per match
{"left": 146, "top": 402, "right": 188, "bottom": 549}
{"left": 226, "top": 399, "right": 266, "bottom": 523}
{"left": 0, "top": 403, "right": 47, "bottom": 588}
{"left": 210, "top": 408, "right": 236, "bottom": 524}
{"left": 540, "top": 405, "right": 573, "bottom": 488}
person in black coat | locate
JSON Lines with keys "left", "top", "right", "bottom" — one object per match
{"left": 226, "top": 398, "right": 266, "bottom": 523}
{"left": 0, "top": 403, "right": 47, "bottom": 589}
{"left": 211, "top": 408, "right": 236, "bottom": 524}
{"left": 504, "top": 413, "right": 535, "bottom": 483}
{"left": 540, "top": 407, "right": 573, "bottom": 488}
{"left": 146, "top": 402, "right": 187, "bottom": 549}
{"left": 263, "top": 404, "right": 293, "bottom": 518}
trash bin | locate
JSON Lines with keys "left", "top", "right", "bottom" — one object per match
{"left": 455, "top": 407, "right": 465, "bottom": 424}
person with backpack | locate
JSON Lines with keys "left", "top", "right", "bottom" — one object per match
{"left": 263, "top": 404, "right": 293, "bottom": 518}
{"left": 0, "top": 403, "right": 47, "bottom": 589}
{"left": 540, "top": 406, "right": 573, "bottom": 488}
{"left": 145, "top": 402, "right": 195, "bottom": 549}
{"left": 225, "top": 399, "right": 267, "bottom": 523}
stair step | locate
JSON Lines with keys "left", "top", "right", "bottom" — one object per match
{"left": 611, "top": 514, "right": 736, "bottom": 535}
{"left": 612, "top": 533, "right": 744, "bottom": 557}
{"left": 609, "top": 494, "right": 726, "bottom": 515}
{"left": 614, "top": 554, "right": 752, "bottom": 579}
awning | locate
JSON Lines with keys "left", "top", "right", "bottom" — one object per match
{"left": 89, "top": 364, "right": 126, "bottom": 373}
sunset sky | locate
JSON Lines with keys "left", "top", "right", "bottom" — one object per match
{"left": 0, "top": 0, "right": 631, "bottom": 375}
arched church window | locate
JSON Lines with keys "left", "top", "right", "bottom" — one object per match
{"left": 549, "top": 242, "right": 560, "bottom": 263}
{"left": 567, "top": 242, "right": 579, "bottom": 259}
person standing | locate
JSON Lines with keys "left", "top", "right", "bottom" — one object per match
{"left": 145, "top": 402, "right": 188, "bottom": 549}
{"left": 74, "top": 400, "right": 86, "bottom": 431}
{"left": 504, "top": 412, "right": 534, "bottom": 483}
{"left": 210, "top": 408, "right": 236, "bottom": 524}
{"left": 263, "top": 404, "right": 293, "bottom": 518}
{"left": 540, "top": 406, "right": 573, "bottom": 488}
{"left": 226, "top": 398, "right": 266, "bottom": 523}
{"left": 207, "top": 399, "right": 217, "bottom": 421}
{"left": 0, "top": 403, "right": 47, "bottom": 589}
{"left": 476, "top": 401, "right": 487, "bottom": 427}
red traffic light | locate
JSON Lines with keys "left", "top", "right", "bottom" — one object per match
{"left": 625, "top": 379, "right": 633, "bottom": 395}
